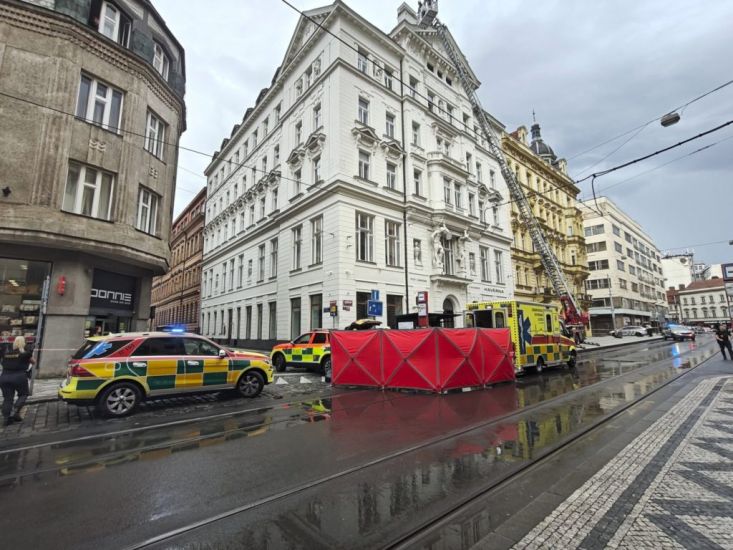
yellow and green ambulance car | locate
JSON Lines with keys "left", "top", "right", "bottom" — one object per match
{"left": 465, "top": 300, "right": 577, "bottom": 374}
{"left": 270, "top": 330, "right": 331, "bottom": 377}
{"left": 59, "top": 332, "right": 273, "bottom": 416}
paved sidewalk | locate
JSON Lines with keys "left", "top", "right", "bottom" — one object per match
{"left": 512, "top": 362, "right": 733, "bottom": 549}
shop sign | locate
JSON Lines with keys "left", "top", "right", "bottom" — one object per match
{"left": 90, "top": 270, "right": 135, "bottom": 310}
{"left": 723, "top": 263, "right": 733, "bottom": 282}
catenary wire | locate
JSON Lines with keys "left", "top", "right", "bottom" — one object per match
{"left": 566, "top": 77, "right": 733, "bottom": 162}
{"left": 0, "top": 88, "right": 585, "bottom": 221}
{"left": 573, "top": 124, "right": 649, "bottom": 179}
{"left": 4, "top": 84, "right": 725, "bottom": 228}
{"left": 579, "top": 133, "right": 733, "bottom": 200}
{"left": 574, "top": 119, "right": 733, "bottom": 184}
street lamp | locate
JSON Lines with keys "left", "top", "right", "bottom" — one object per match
{"left": 661, "top": 112, "right": 681, "bottom": 127}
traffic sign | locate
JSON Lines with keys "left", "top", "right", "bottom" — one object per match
{"left": 723, "top": 263, "right": 733, "bottom": 282}
{"left": 367, "top": 300, "right": 383, "bottom": 316}
{"left": 371, "top": 289, "right": 380, "bottom": 301}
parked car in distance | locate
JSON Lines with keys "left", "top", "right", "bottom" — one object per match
{"left": 610, "top": 325, "right": 646, "bottom": 338}
{"left": 59, "top": 332, "right": 273, "bottom": 417}
{"left": 662, "top": 325, "right": 696, "bottom": 342}
{"left": 270, "top": 330, "right": 332, "bottom": 379}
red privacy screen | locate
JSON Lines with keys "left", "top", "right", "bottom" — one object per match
{"left": 330, "top": 328, "right": 514, "bottom": 391}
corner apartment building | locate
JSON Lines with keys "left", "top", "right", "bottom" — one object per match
{"left": 579, "top": 197, "right": 667, "bottom": 334}
{"left": 200, "top": 2, "right": 513, "bottom": 347}
{"left": 677, "top": 279, "right": 730, "bottom": 326}
{"left": 151, "top": 188, "right": 206, "bottom": 332}
{"left": 502, "top": 123, "right": 590, "bottom": 312}
{"left": 0, "top": 0, "right": 185, "bottom": 375}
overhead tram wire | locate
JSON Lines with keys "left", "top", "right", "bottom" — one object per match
{"left": 579, "top": 133, "right": 733, "bottom": 201}
{"left": 2, "top": 80, "right": 727, "bottom": 222}
{"left": 0, "top": 44, "right": 582, "bottom": 218}
{"left": 573, "top": 123, "right": 649, "bottom": 179}
{"left": 567, "top": 77, "right": 733, "bottom": 163}
{"left": 575, "top": 119, "right": 733, "bottom": 185}
{"left": 0, "top": 2, "right": 610, "bottom": 225}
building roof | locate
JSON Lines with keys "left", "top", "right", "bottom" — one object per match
{"left": 679, "top": 279, "right": 725, "bottom": 293}
{"left": 529, "top": 123, "right": 556, "bottom": 162}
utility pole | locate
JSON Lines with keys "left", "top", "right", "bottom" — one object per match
{"left": 608, "top": 274, "right": 616, "bottom": 333}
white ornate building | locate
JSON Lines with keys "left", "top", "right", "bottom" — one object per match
{"left": 200, "top": 2, "right": 512, "bottom": 346}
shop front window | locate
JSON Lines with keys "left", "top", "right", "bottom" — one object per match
{"left": 0, "top": 258, "right": 51, "bottom": 348}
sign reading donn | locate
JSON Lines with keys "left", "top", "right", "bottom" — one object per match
{"left": 90, "top": 269, "right": 135, "bottom": 310}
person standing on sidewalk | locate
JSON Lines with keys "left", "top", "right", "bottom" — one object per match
{"left": 714, "top": 323, "right": 733, "bottom": 360}
{"left": 0, "top": 336, "right": 34, "bottom": 426}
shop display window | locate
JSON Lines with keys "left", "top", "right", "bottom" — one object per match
{"left": 0, "top": 258, "right": 51, "bottom": 345}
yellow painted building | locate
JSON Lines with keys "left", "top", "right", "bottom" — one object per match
{"left": 501, "top": 122, "right": 590, "bottom": 314}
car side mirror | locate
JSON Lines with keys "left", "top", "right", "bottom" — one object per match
{"left": 219, "top": 349, "right": 227, "bottom": 359}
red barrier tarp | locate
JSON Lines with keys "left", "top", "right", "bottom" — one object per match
{"left": 331, "top": 328, "right": 514, "bottom": 391}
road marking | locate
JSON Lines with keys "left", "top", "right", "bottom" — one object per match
{"left": 275, "top": 377, "right": 289, "bottom": 385}
{"left": 299, "top": 376, "right": 312, "bottom": 384}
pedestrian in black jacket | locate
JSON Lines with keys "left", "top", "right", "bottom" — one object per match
{"left": 714, "top": 323, "right": 733, "bottom": 360}
{"left": 0, "top": 336, "right": 34, "bottom": 426}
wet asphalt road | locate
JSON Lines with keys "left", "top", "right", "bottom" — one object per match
{"left": 0, "top": 337, "right": 717, "bottom": 549}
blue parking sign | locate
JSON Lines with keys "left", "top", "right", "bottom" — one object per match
{"left": 367, "top": 300, "right": 383, "bottom": 317}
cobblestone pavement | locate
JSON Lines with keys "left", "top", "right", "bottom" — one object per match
{"left": 1, "top": 371, "right": 330, "bottom": 441}
{"left": 513, "top": 375, "right": 733, "bottom": 549}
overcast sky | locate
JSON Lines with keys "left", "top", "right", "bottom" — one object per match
{"left": 156, "top": 0, "right": 733, "bottom": 267}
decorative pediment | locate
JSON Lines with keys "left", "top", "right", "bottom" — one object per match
{"left": 286, "top": 146, "right": 306, "bottom": 167}
{"left": 351, "top": 125, "right": 380, "bottom": 150}
{"left": 381, "top": 138, "right": 404, "bottom": 160}
{"left": 279, "top": 7, "right": 333, "bottom": 73}
{"left": 478, "top": 183, "right": 504, "bottom": 202}
{"left": 304, "top": 132, "right": 326, "bottom": 156}
{"left": 266, "top": 169, "right": 281, "bottom": 184}
{"left": 431, "top": 121, "right": 458, "bottom": 142}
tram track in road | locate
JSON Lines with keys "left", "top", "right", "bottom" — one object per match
{"left": 387, "top": 342, "right": 718, "bottom": 550}
{"left": 121, "top": 341, "right": 716, "bottom": 549}
{"left": 0, "top": 339, "right": 704, "bottom": 487}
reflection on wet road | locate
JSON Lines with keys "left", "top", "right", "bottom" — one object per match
{"left": 0, "top": 338, "right": 715, "bottom": 549}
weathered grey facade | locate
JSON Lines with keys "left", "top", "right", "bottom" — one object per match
{"left": 0, "top": 0, "right": 185, "bottom": 376}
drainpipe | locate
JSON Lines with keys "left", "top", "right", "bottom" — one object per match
{"left": 399, "top": 56, "right": 410, "bottom": 321}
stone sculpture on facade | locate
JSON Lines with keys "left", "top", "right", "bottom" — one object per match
{"left": 431, "top": 223, "right": 451, "bottom": 270}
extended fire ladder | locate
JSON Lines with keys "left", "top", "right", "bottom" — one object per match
{"left": 418, "top": 1, "right": 586, "bottom": 326}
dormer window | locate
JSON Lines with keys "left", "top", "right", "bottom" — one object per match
{"left": 153, "top": 42, "right": 170, "bottom": 80}
{"left": 94, "top": 1, "right": 131, "bottom": 47}
{"left": 99, "top": 2, "right": 119, "bottom": 40}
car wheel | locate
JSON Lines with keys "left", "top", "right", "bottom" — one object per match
{"left": 536, "top": 357, "right": 545, "bottom": 374}
{"left": 96, "top": 381, "right": 142, "bottom": 417}
{"left": 636, "top": 332, "right": 644, "bottom": 337}
{"left": 238, "top": 370, "right": 264, "bottom": 398}
{"left": 321, "top": 356, "right": 332, "bottom": 382}
{"left": 273, "top": 353, "right": 287, "bottom": 373}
